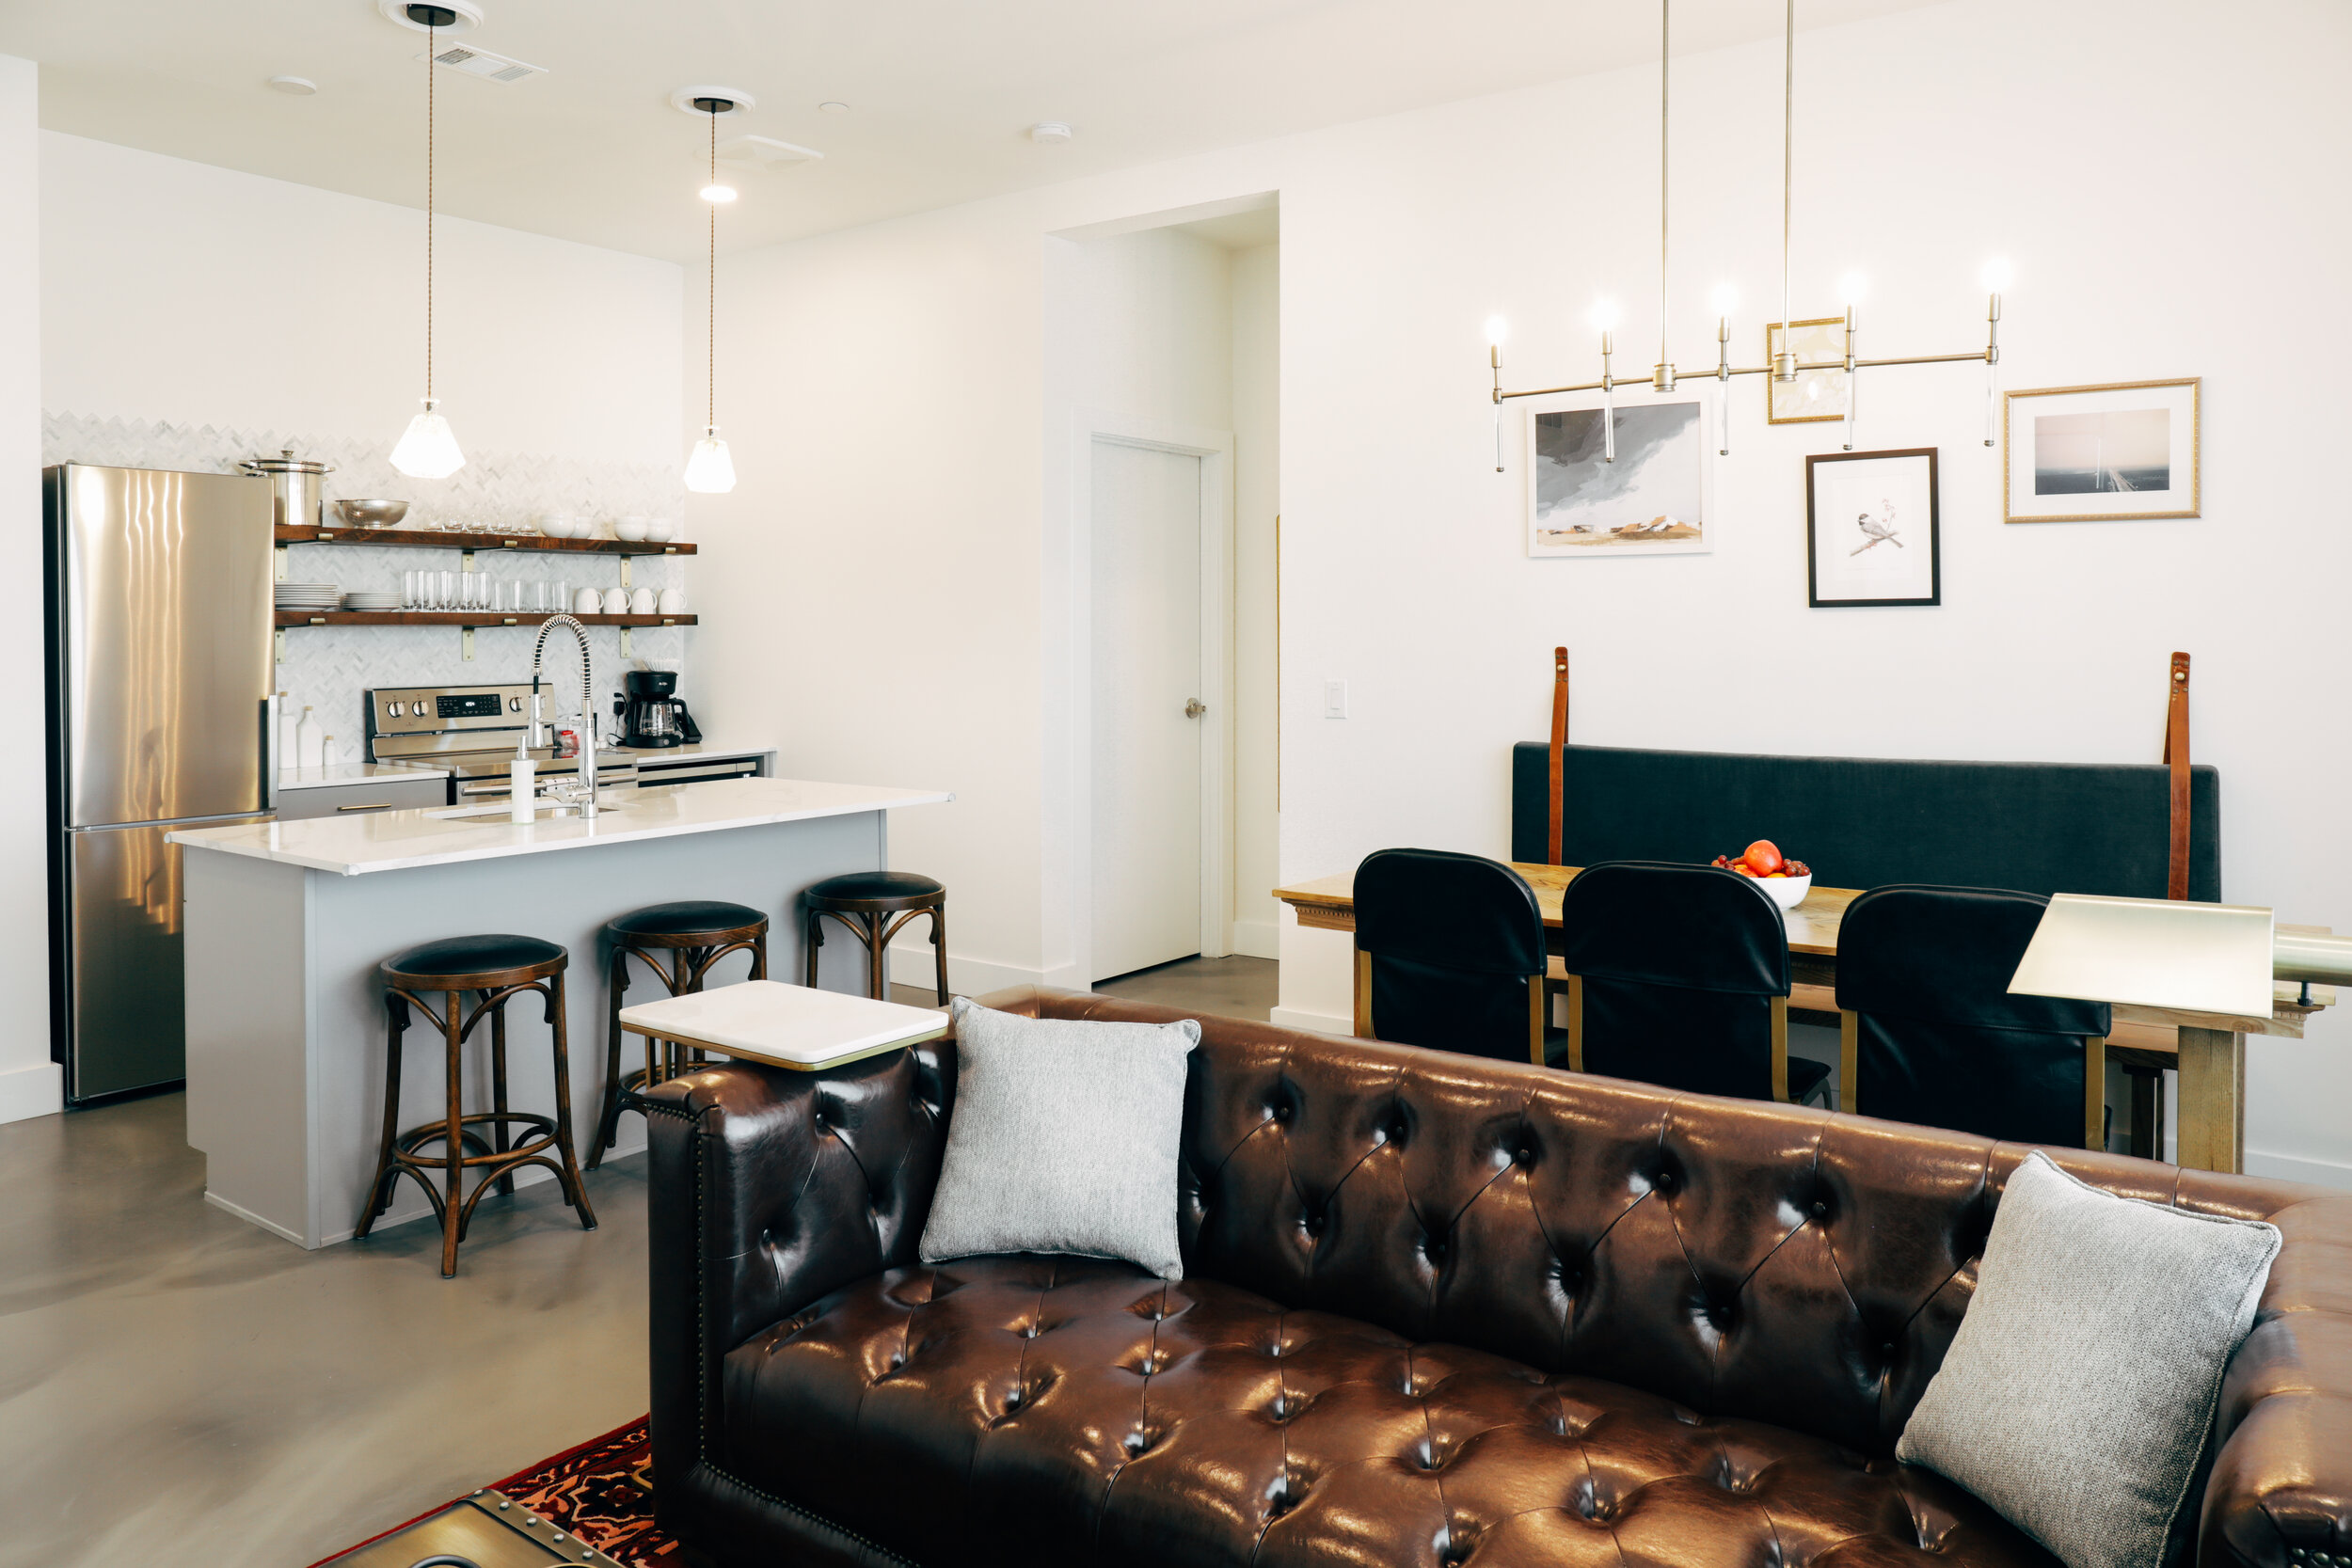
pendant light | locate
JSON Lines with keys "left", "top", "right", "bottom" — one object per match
{"left": 682, "top": 95, "right": 737, "bottom": 494}
{"left": 389, "top": 4, "right": 466, "bottom": 479}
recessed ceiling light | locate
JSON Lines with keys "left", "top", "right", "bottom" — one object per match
{"left": 268, "top": 75, "right": 317, "bottom": 96}
{"left": 376, "top": 0, "right": 483, "bottom": 35}
{"left": 818, "top": 101, "right": 850, "bottom": 114}
{"left": 1029, "top": 121, "right": 1073, "bottom": 144}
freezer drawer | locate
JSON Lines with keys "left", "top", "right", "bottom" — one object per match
{"left": 63, "top": 816, "right": 268, "bottom": 1101}
{"left": 275, "top": 776, "right": 450, "bottom": 820}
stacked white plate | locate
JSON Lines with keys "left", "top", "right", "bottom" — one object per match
{"left": 275, "top": 583, "right": 342, "bottom": 612}
{"left": 342, "top": 591, "right": 404, "bottom": 612}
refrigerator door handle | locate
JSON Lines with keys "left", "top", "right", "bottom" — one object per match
{"left": 262, "top": 692, "right": 281, "bottom": 811}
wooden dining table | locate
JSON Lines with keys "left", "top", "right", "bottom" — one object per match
{"left": 1273, "top": 862, "right": 2333, "bottom": 1175}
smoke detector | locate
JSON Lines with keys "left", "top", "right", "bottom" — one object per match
{"left": 671, "top": 85, "right": 756, "bottom": 119}
{"left": 717, "top": 135, "right": 823, "bottom": 171}
{"left": 414, "top": 40, "right": 547, "bottom": 84}
{"left": 1029, "top": 121, "right": 1074, "bottom": 144}
{"left": 268, "top": 75, "right": 317, "bottom": 95}
{"left": 377, "top": 0, "right": 484, "bottom": 34}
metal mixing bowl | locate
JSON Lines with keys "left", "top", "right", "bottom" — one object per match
{"left": 328, "top": 499, "right": 410, "bottom": 527}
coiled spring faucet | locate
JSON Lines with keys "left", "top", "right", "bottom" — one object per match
{"left": 529, "top": 613, "right": 598, "bottom": 818}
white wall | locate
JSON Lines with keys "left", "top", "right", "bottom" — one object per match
{"left": 691, "top": 0, "right": 2352, "bottom": 1187}
{"left": 0, "top": 57, "right": 57, "bottom": 1123}
{"left": 1231, "top": 244, "right": 1280, "bottom": 959}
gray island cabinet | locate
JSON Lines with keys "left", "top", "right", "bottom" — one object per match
{"left": 170, "top": 776, "right": 951, "bottom": 1248}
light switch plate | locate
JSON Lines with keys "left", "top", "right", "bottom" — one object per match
{"left": 1324, "top": 680, "right": 1348, "bottom": 719}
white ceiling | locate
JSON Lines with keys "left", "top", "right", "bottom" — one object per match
{"left": 4, "top": 0, "right": 1945, "bottom": 263}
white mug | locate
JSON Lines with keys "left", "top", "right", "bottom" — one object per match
{"left": 629, "top": 587, "right": 658, "bottom": 614}
{"left": 573, "top": 587, "right": 603, "bottom": 615}
{"left": 657, "top": 587, "right": 689, "bottom": 614}
{"left": 602, "top": 586, "right": 631, "bottom": 615}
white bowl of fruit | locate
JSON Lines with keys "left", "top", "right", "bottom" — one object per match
{"left": 1709, "top": 840, "right": 1813, "bottom": 911}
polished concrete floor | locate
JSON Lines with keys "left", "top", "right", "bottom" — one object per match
{"left": 2, "top": 955, "right": 1275, "bottom": 1567}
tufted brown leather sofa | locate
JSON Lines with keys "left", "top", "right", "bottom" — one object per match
{"left": 643, "top": 987, "right": 2352, "bottom": 1568}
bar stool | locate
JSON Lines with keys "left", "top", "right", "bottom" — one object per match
{"left": 357, "top": 934, "right": 597, "bottom": 1277}
{"left": 803, "top": 872, "right": 949, "bottom": 1003}
{"left": 590, "top": 899, "right": 769, "bottom": 1169}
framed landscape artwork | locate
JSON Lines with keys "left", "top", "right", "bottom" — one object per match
{"left": 1805, "top": 447, "right": 1941, "bottom": 608}
{"left": 1526, "top": 395, "right": 1711, "bottom": 558}
{"left": 1766, "top": 317, "right": 1850, "bottom": 423}
{"left": 2004, "top": 378, "right": 2201, "bottom": 522}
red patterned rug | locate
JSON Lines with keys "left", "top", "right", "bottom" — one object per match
{"left": 310, "top": 1416, "right": 683, "bottom": 1566}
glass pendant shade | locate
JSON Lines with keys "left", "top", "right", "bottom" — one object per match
{"left": 389, "top": 400, "right": 466, "bottom": 479}
{"left": 683, "top": 427, "right": 736, "bottom": 493}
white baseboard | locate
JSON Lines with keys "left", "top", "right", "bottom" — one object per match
{"left": 2245, "top": 1147, "right": 2352, "bottom": 1194}
{"left": 203, "top": 1189, "right": 310, "bottom": 1247}
{"left": 1268, "top": 1005, "right": 1351, "bottom": 1037}
{"left": 1231, "top": 919, "right": 1279, "bottom": 960}
{"left": 888, "top": 942, "right": 1045, "bottom": 1001}
{"left": 0, "top": 1061, "right": 63, "bottom": 1126}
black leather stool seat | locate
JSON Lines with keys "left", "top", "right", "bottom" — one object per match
{"left": 805, "top": 871, "right": 944, "bottom": 904}
{"left": 606, "top": 899, "right": 766, "bottom": 939}
{"left": 382, "top": 933, "right": 565, "bottom": 983}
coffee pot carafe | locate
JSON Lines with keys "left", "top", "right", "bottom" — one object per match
{"left": 621, "top": 670, "right": 700, "bottom": 748}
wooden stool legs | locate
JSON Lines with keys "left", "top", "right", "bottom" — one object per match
{"left": 805, "top": 899, "right": 948, "bottom": 1005}
{"left": 356, "top": 965, "right": 596, "bottom": 1277}
{"left": 591, "top": 925, "right": 768, "bottom": 1170}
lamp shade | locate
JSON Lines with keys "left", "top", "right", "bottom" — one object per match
{"left": 389, "top": 402, "right": 466, "bottom": 479}
{"left": 684, "top": 428, "right": 736, "bottom": 494}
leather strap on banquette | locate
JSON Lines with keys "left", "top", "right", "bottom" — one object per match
{"left": 2163, "top": 651, "right": 2191, "bottom": 900}
{"left": 1548, "top": 646, "right": 1569, "bottom": 864}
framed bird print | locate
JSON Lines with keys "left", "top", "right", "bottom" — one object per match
{"left": 1805, "top": 448, "right": 1940, "bottom": 608}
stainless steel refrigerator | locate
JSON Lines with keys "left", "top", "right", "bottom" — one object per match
{"left": 45, "top": 464, "right": 277, "bottom": 1102}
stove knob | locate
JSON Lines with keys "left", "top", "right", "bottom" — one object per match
{"left": 383, "top": 702, "right": 400, "bottom": 719}
{"left": 509, "top": 697, "right": 522, "bottom": 713}
{"left": 410, "top": 701, "right": 430, "bottom": 717}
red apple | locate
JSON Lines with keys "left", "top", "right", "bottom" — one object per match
{"left": 1741, "top": 840, "right": 1784, "bottom": 876}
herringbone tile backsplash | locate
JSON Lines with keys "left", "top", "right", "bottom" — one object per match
{"left": 44, "top": 412, "right": 693, "bottom": 766}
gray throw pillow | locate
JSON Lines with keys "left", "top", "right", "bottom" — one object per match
{"left": 919, "top": 997, "right": 1200, "bottom": 1281}
{"left": 1898, "top": 1150, "right": 2280, "bottom": 1568}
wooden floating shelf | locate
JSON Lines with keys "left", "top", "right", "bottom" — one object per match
{"left": 274, "top": 611, "right": 698, "bottom": 628}
{"left": 276, "top": 524, "right": 696, "bottom": 556}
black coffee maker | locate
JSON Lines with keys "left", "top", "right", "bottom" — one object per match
{"left": 620, "top": 670, "right": 701, "bottom": 748}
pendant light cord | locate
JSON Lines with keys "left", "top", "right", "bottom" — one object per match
{"left": 707, "top": 107, "right": 717, "bottom": 432}
{"left": 425, "top": 16, "right": 436, "bottom": 404}
{"left": 1780, "top": 0, "right": 1793, "bottom": 344}
{"left": 1658, "top": 0, "right": 1668, "bottom": 369}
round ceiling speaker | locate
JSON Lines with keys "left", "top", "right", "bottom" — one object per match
{"left": 268, "top": 75, "right": 318, "bottom": 95}
{"left": 377, "top": 0, "right": 484, "bottom": 32}
{"left": 1029, "top": 121, "right": 1074, "bottom": 144}
{"left": 671, "top": 85, "right": 756, "bottom": 118}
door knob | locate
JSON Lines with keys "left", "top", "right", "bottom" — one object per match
{"left": 1184, "top": 699, "right": 1208, "bottom": 719}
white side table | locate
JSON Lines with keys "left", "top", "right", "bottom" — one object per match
{"left": 618, "top": 978, "right": 948, "bottom": 1073}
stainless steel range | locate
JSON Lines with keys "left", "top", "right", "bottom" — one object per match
{"left": 365, "top": 681, "right": 638, "bottom": 804}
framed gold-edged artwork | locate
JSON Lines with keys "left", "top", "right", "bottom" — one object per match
{"left": 1806, "top": 448, "right": 1940, "bottom": 608}
{"left": 1766, "top": 317, "right": 1849, "bottom": 424}
{"left": 1526, "top": 394, "right": 1712, "bottom": 559}
{"left": 2004, "top": 378, "right": 2201, "bottom": 523}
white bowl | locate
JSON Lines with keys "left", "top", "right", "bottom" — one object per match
{"left": 539, "top": 514, "right": 578, "bottom": 539}
{"left": 615, "top": 516, "right": 650, "bottom": 542}
{"left": 646, "top": 518, "right": 677, "bottom": 543}
{"left": 1744, "top": 872, "right": 1812, "bottom": 911}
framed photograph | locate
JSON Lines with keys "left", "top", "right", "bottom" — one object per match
{"left": 2004, "top": 378, "right": 2200, "bottom": 522}
{"left": 1526, "top": 395, "right": 1711, "bottom": 558}
{"left": 1766, "top": 317, "right": 1850, "bottom": 423}
{"left": 1806, "top": 447, "right": 1940, "bottom": 608}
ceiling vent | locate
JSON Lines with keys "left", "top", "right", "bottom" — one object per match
{"left": 717, "top": 135, "right": 823, "bottom": 171}
{"left": 414, "top": 43, "right": 546, "bottom": 84}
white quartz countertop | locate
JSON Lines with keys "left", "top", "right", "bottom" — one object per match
{"left": 278, "top": 761, "right": 453, "bottom": 792}
{"left": 617, "top": 738, "right": 776, "bottom": 762}
{"left": 172, "top": 776, "right": 951, "bottom": 876}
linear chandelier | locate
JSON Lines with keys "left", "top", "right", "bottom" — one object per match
{"left": 1485, "top": 0, "right": 2005, "bottom": 468}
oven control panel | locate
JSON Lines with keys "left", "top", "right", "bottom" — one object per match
{"left": 364, "top": 683, "right": 534, "bottom": 740}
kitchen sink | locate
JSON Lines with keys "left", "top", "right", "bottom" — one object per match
{"left": 440, "top": 794, "right": 634, "bottom": 823}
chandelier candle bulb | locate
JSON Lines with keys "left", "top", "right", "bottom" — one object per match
{"left": 1984, "top": 291, "right": 2003, "bottom": 446}
{"left": 1842, "top": 303, "right": 1859, "bottom": 451}
{"left": 1599, "top": 329, "right": 1616, "bottom": 463}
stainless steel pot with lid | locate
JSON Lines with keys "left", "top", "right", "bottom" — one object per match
{"left": 236, "top": 448, "right": 336, "bottom": 529}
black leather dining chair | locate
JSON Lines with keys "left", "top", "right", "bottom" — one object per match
{"left": 1834, "top": 884, "right": 2110, "bottom": 1149}
{"left": 1354, "top": 848, "right": 1564, "bottom": 1067}
{"left": 1556, "top": 860, "right": 1829, "bottom": 1106}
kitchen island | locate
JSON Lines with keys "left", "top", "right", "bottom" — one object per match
{"left": 169, "top": 776, "right": 951, "bottom": 1248}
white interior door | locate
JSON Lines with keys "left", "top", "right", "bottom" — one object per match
{"left": 1090, "top": 438, "right": 1204, "bottom": 982}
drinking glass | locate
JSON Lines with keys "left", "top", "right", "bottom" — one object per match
{"left": 437, "top": 570, "right": 454, "bottom": 611}
{"left": 401, "top": 570, "right": 415, "bottom": 611}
